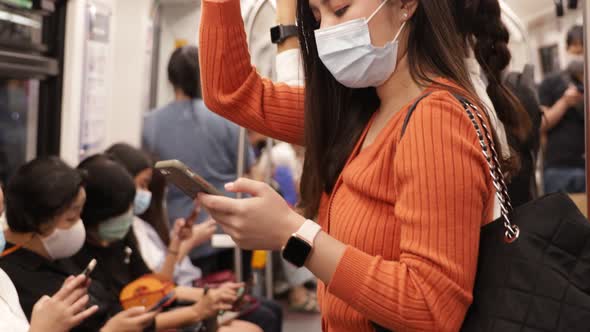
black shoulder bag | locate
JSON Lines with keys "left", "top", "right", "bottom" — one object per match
{"left": 373, "top": 93, "right": 590, "bottom": 332}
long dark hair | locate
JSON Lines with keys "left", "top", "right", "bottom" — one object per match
{"left": 140, "top": 168, "right": 171, "bottom": 245}
{"left": 456, "top": 0, "right": 532, "bottom": 144}
{"left": 296, "top": 0, "right": 529, "bottom": 219}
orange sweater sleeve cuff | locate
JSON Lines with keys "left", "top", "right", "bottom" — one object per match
{"left": 328, "top": 246, "right": 374, "bottom": 305}
{"left": 201, "top": 0, "right": 244, "bottom": 28}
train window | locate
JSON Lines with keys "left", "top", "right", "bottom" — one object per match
{"left": 0, "top": 79, "right": 38, "bottom": 185}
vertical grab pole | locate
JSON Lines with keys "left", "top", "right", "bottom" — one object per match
{"left": 584, "top": 1, "right": 590, "bottom": 217}
{"left": 234, "top": 127, "right": 247, "bottom": 282}
{"left": 264, "top": 138, "right": 275, "bottom": 299}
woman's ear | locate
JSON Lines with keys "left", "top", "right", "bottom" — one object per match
{"left": 400, "top": 0, "right": 418, "bottom": 21}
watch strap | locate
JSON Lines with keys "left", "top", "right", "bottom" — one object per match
{"left": 271, "top": 24, "right": 298, "bottom": 44}
{"left": 280, "top": 25, "right": 298, "bottom": 38}
{"left": 295, "top": 219, "right": 322, "bottom": 245}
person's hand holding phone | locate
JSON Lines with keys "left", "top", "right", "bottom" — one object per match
{"left": 175, "top": 203, "right": 216, "bottom": 252}
{"left": 191, "top": 290, "right": 234, "bottom": 319}
{"left": 171, "top": 202, "right": 201, "bottom": 243}
{"left": 563, "top": 85, "right": 584, "bottom": 107}
{"left": 209, "top": 282, "right": 242, "bottom": 306}
{"left": 187, "top": 219, "right": 217, "bottom": 249}
{"left": 100, "top": 307, "right": 157, "bottom": 332}
{"left": 29, "top": 275, "right": 99, "bottom": 332}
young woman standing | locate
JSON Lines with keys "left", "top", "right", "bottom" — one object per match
{"left": 197, "top": 0, "right": 529, "bottom": 331}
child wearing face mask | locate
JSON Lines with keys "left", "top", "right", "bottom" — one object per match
{"left": 0, "top": 184, "right": 100, "bottom": 332}
{"left": 105, "top": 143, "right": 214, "bottom": 287}
{"left": 72, "top": 154, "right": 262, "bottom": 332}
{"left": 0, "top": 157, "right": 157, "bottom": 332}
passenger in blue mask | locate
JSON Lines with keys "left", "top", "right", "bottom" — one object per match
{"left": 73, "top": 154, "right": 261, "bottom": 332}
{"left": 106, "top": 143, "right": 214, "bottom": 287}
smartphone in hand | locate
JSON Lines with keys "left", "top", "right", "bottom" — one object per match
{"left": 148, "top": 292, "right": 175, "bottom": 312}
{"left": 155, "top": 160, "right": 223, "bottom": 198}
{"left": 81, "top": 259, "right": 97, "bottom": 278}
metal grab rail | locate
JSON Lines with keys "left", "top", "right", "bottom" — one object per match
{"left": 234, "top": 130, "right": 275, "bottom": 299}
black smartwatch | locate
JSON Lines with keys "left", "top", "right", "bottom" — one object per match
{"left": 281, "top": 220, "right": 322, "bottom": 268}
{"left": 270, "top": 24, "right": 298, "bottom": 44}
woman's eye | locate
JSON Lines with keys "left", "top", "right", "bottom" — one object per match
{"left": 334, "top": 5, "right": 349, "bottom": 17}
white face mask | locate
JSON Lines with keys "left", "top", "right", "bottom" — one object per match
{"left": 566, "top": 53, "right": 584, "bottom": 65}
{"left": 40, "top": 219, "right": 86, "bottom": 260}
{"left": 314, "top": 0, "right": 406, "bottom": 88}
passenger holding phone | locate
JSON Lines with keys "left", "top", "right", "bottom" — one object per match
{"left": 0, "top": 184, "right": 95, "bottom": 332}
{"left": 0, "top": 158, "right": 157, "bottom": 332}
{"left": 73, "top": 154, "right": 261, "bottom": 332}
{"left": 539, "top": 25, "right": 586, "bottom": 194}
{"left": 106, "top": 143, "right": 215, "bottom": 286}
{"left": 196, "top": 0, "right": 534, "bottom": 331}
{"left": 109, "top": 144, "right": 283, "bottom": 332}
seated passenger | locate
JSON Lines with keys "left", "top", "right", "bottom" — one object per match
{"left": 106, "top": 143, "right": 214, "bottom": 287}
{"left": 107, "top": 143, "right": 284, "bottom": 332}
{"left": 0, "top": 183, "right": 100, "bottom": 332}
{"left": 0, "top": 157, "right": 156, "bottom": 332}
{"left": 73, "top": 154, "right": 261, "bottom": 332}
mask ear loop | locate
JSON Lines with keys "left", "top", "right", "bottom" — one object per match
{"left": 392, "top": 21, "right": 407, "bottom": 42}
{"left": 367, "top": 0, "right": 390, "bottom": 23}
{"left": 367, "top": 0, "right": 406, "bottom": 43}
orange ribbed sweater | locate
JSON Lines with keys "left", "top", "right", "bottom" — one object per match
{"left": 200, "top": 1, "right": 494, "bottom": 331}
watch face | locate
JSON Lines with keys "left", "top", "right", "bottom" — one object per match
{"left": 282, "top": 236, "right": 312, "bottom": 268}
{"left": 270, "top": 26, "right": 281, "bottom": 43}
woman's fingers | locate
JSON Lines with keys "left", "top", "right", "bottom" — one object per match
{"left": 53, "top": 275, "right": 86, "bottom": 302}
{"left": 223, "top": 282, "right": 244, "bottom": 290}
{"left": 130, "top": 311, "right": 158, "bottom": 327}
{"left": 123, "top": 306, "right": 148, "bottom": 317}
{"left": 225, "top": 178, "right": 267, "bottom": 196}
{"left": 69, "top": 294, "right": 90, "bottom": 314}
{"left": 198, "top": 194, "right": 242, "bottom": 215}
{"left": 219, "top": 292, "right": 238, "bottom": 303}
{"left": 36, "top": 295, "right": 51, "bottom": 307}
{"left": 64, "top": 287, "right": 87, "bottom": 306}
{"left": 216, "top": 303, "right": 234, "bottom": 311}
{"left": 173, "top": 218, "right": 186, "bottom": 232}
{"left": 72, "top": 305, "right": 99, "bottom": 325}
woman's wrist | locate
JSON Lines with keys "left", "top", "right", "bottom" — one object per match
{"left": 276, "top": 0, "right": 297, "bottom": 25}
{"left": 189, "top": 302, "right": 208, "bottom": 322}
{"left": 168, "top": 238, "right": 181, "bottom": 252}
{"left": 280, "top": 210, "right": 306, "bottom": 248}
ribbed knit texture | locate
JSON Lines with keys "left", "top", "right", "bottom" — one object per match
{"left": 200, "top": 1, "right": 495, "bottom": 330}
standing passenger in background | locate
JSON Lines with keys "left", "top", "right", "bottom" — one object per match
{"left": 143, "top": 46, "right": 255, "bottom": 276}
{"left": 539, "top": 25, "right": 586, "bottom": 194}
